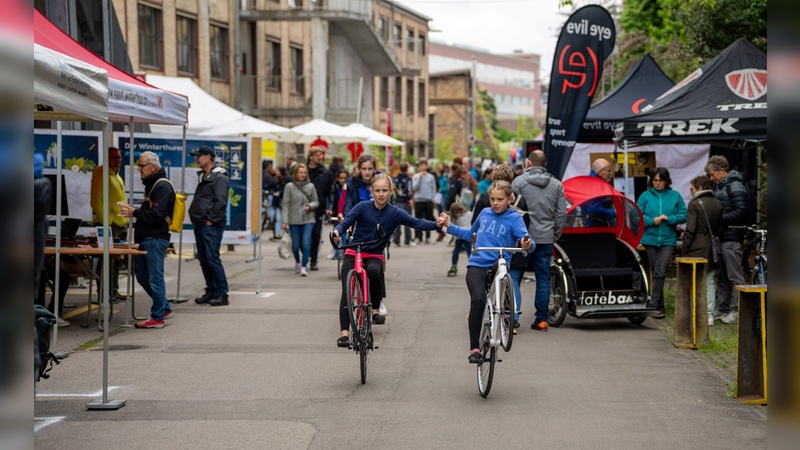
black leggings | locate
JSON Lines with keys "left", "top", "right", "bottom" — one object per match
{"left": 465, "top": 266, "right": 492, "bottom": 350}
{"left": 339, "top": 255, "right": 384, "bottom": 332}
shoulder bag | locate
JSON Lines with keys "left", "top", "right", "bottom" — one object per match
{"left": 698, "top": 200, "right": 721, "bottom": 264}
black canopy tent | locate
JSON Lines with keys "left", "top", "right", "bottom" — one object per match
{"left": 578, "top": 54, "right": 674, "bottom": 143}
{"left": 618, "top": 39, "right": 767, "bottom": 147}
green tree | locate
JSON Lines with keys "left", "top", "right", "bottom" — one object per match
{"left": 434, "top": 135, "right": 455, "bottom": 163}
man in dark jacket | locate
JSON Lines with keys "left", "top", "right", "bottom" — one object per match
{"left": 306, "top": 147, "right": 334, "bottom": 270}
{"left": 512, "top": 151, "right": 567, "bottom": 332}
{"left": 189, "top": 146, "right": 230, "bottom": 306}
{"left": 705, "top": 155, "right": 747, "bottom": 324}
{"left": 120, "top": 151, "right": 175, "bottom": 328}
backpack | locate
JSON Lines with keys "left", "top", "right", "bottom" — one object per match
{"left": 153, "top": 178, "right": 186, "bottom": 233}
{"left": 35, "top": 305, "right": 60, "bottom": 381}
{"left": 725, "top": 182, "right": 757, "bottom": 226}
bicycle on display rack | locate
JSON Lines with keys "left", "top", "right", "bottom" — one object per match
{"left": 734, "top": 225, "right": 767, "bottom": 284}
{"left": 472, "top": 241, "right": 528, "bottom": 398}
{"left": 330, "top": 225, "right": 384, "bottom": 384}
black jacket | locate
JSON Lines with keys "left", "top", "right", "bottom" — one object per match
{"left": 713, "top": 170, "right": 748, "bottom": 242}
{"left": 134, "top": 168, "right": 175, "bottom": 242}
{"left": 189, "top": 166, "right": 229, "bottom": 227}
{"left": 308, "top": 164, "right": 334, "bottom": 217}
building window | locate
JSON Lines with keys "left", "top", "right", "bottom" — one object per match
{"left": 210, "top": 25, "right": 229, "bottom": 81}
{"left": 407, "top": 28, "right": 415, "bottom": 52}
{"left": 380, "top": 77, "right": 389, "bottom": 110}
{"left": 176, "top": 14, "right": 197, "bottom": 76}
{"left": 138, "top": 4, "right": 162, "bottom": 69}
{"left": 419, "top": 34, "right": 426, "bottom": 55}
{"left": 266, "top": 38, "right": 281, "bottom": 91}
{"left": 379, "top": 16, "right": 388, "bottom": 42}
{"left": 394, "top": 77, "right": 402, "bottom": 113}
{"left": 393, "top": 24, "right": 401, "bottom": 47}
{"left": 406, "top": 79, "right": 413, "bottom": 114}
{"left": 418, "top": 81, "right": 425, "bottom": 117}
{"left": 291, "top": 45, "right": 304, "bottom": 95}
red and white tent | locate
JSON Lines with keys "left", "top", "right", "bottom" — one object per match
{"left": 34, "top": 9, "right": 188, "bottom": 125}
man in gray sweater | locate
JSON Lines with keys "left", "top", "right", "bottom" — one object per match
{"left": 411, "top": 159, "right": 437, "bottom": 244}
{"left": 512, "top": 150, "right": 566, "bottom": 332}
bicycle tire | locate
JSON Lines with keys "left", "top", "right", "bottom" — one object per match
{"left": 477, "top": 319, "right": 495, "bottom": 398}
{"left": 346, "top": 270, "right": 367, "bottom": 346}
{"left": 337, "top": 253, "right": 342, "bottom": 280}
{"left": 548, "top": 266, "right": 568, "bottom": 327}
{"left": 359, "top": 339, "right": 369, "bottom": 384}
{"left": 500, "top": 274, "right": 514, "bottom": 352}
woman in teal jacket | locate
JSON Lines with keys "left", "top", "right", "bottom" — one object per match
{"left": 636, "top": 167, "right": 687, "bottom": 318}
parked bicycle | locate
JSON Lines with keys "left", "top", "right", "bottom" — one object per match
{"left": 330, "top": 226, "right": 384, "bottom": 384}
{"left": 734, "top": 225, "right": 767, "bottom": 284}
{"left": 472, "top": 243, "right": 527, "bottom": 398}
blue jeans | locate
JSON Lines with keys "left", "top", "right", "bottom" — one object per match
{"left": 393, "top": 202, "right": 413, "bottom": 245}
{"left": 135, "top": 238, "right": 171, "bottom": 321}
{"left": 270, "top": 207, "right": 283, "bottom": 236}
{"left": 194, "top": 224, "right": 228, "bottom": 297}
{"left": 451, "top": 238, "right": 472, "bottom": 267}
{"left": 509, "top": 269, "right": 523, "bottom": 321}
{"left": 531, "top": 243, "right": 553, "bottom": 321}
{"left": 289, "top": 223, "right": 313, "bottom": 267}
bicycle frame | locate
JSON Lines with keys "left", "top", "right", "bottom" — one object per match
{"left": 473, "top": 247, "right": 526, "bottom": 348}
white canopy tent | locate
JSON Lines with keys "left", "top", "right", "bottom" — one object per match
{"left": 198, "top": 114, "right": 300, "bottom": 142}
{"left": 291, "top": 119, "right": 369, "bottom": 144}
{"left": 34, "top": 44, "right": 109, "bottom": 122}
{"left": 343, "top": 123, "right": 405, "bottom": 147}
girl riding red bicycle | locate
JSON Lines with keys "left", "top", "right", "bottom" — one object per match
{"left": 332, "top": 173, "right": 445, "bottom": 348}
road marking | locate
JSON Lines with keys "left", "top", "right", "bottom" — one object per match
{"left": 226, "top": 292, "right": 276, "bottom": 298}
{"left": 34, "top": 416, "right": 65, "bottom": 433}
{"left": 35, "top": 386, "right": 119, "bottom": 398}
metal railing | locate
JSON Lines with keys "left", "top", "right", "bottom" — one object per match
{"left": 240, "top": 0, "right": 371, "bottom": 17}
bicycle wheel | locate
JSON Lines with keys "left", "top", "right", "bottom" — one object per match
{"left": 359, "top": 338, "right": 369, "bottom": 384}
{"left": 477, "top": 318, "right": 496, "bottom": 398}
{"left": 346, "top": 270, "right": 367, "bottom": 346}
{"left": 500, "top": 274, "right": 514, "bottom": 352}
{"left": 337, "top": 253, "right": 342, "bottom": 280}
{"left": 548, "top": 266, "right": 568, "bottom": 327}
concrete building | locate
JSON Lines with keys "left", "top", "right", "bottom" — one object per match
{"left": 429, "top": 41, "right": 541, "bottom": 131}
{"left": 429, "top": 69, "right": 473, "bottom": 158}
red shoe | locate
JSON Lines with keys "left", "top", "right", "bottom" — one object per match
{"left": 135, "top": 318, "right": 165, "bottom": 329}
{"left": 531, "top": 319, "right": 548, "bottom": 332}
{"left": 163, "top": 310, "right": 174, "bottom": 320}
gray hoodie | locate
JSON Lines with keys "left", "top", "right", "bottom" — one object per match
{"left": 511, "top": 166, "right": 567, "bottom": 244}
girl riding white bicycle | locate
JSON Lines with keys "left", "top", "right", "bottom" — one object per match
{"left": 332, "top": 173, "right": 445, "bottom": 348}
{"left": 439, "top": 180, "right": 533, "bottom": 363}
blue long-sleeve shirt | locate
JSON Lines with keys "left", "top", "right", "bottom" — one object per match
{"left": 334, "top": 201, "right": 441, "bottom": 254}
{"left": 446, "top": 208, "right": 533, "bottom": 268}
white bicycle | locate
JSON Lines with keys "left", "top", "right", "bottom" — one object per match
{"left": 472, "top": 244, "right": 527, "bottom": 398}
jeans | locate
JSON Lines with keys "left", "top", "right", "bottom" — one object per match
{"left": 310, "top": 215, "right": 323, "bottom": 263}
{"left": 270, "top": 207, "right": 283, "bottom": 237}
{"left": 194, "top": 224, "right": 228, "bottom": 297}
{"left": 135, "top": 238, "right": 171, "bottom": 321}
{"left": 530, "top": 244, "right": 552, "bottom": 321}
{"left": 393, "top": 202, "right": 413, "bottom": 245}
{"left": 716, "top": 240, "right": 744, "bottom": 313}
{"left": 705, "top": 268, "right": 716, "bottom": 318}
{"left": 645, "top": 245, "right": 675, "bottom": 311}
{"left": 414, "top": 201, "right": 434, "bottom": 241}
{"left": 451, "top": 238, "right": 472, "bottom": 267}
{"left": 289, "top": 223, "right": 314, "bottom": 267}
{"left": 509, "top": 269, "right": 523, "bottom": 321}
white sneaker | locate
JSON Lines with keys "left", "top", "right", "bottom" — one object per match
{"left": 708, "top": 316, "right": 714, "bottom": 326}
{"left": 295, "top": 263, "right": 301, "bottom": 274}
{"left": 409, "top": 241, "right": 417, "bottom": 247}
{"left": 300, "top": 267, "right": 308, "bottom": 277}
{"left": 326, "top": 251, "right": 336, "bottom": 260}
{"left": 713, "top": 309, "right": 725, "bottom": 319}
{"left": 379, "top": 302, "right": 388, "bottom": 316}
{"left": 57, "top": 316, "right": 70, "bottom": 327}
{"left": 721, "top": 311, "right": 738, "bottom": 324}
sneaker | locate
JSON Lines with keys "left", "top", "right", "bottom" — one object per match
{"left": 409, "top": 241, "right": 417, "bottom": 247}
{"left": 713, "top": 309, "right": 726, "bottom": 319}
{"left": 135, "top": 318, "right": 165, "bottom": 329}
{"left": 425, "top": 239, "right": 431, "bottom": 244}
{"left": 57, "top": 316, "right": 70, "bottom": 327}
{"left": 447, "top": 266, "right": 457, "bottom": 277}
{"left": 652, "top": 310, "right": 666, "bottom": 319}
{"left": 326, "top": 251, "right": 336, "bottom": 260}
{"left": 195, "top": 292, "right": 212, "bottom": 304}
{"left": 708, "top": 316, "right": 714, "bottom": 326}
{"left": 721, "top": 311, "right": 738, "bottom": 324}
{"left": 468, "top": 350, "right": 483, "bottom": 364}
{"left": 513, "top": 320, "right": 520, "bottom": 329}
{"left": 513, "top": 327, "right": 518, "bottom": 335}
{"left": 531, "top": 319, "right": 548, "bottom": 332}
{"left": 310, "top": 261, "right": 319, "bottom": 271}
{"left": 300, "top": 267, "right": 308, "bottom": 277}
{"left": 295, "top": 263, "right": 301, "bottom": 274}
{"left": 163, "top": 310, "right": 174, "bottom": 320}
{"left": 372, "top": 313, "right": 385, "bottom": 325}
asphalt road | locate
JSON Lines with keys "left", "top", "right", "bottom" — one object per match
{"left": 34, "top": 227, "right": 766, "bottom": 449}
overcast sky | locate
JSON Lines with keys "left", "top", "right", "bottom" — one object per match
{"left": 394, "top": 0, "right": 573, "bottom": 82}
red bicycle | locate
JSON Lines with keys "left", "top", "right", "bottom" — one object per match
{"left": 330, "top": 226, "right": 384, "bottom": 384}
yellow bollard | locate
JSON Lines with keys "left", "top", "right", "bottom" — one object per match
{"left": 673, "top": 257, "right": 709, "bottom": 349}
{"left": 736, "top": 284, "right": 767, "bottom": 405}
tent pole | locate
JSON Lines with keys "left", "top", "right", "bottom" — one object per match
{"left": 87, "top": 121, "right": 125, "bottom": 411}
{"left": 51, "top": 121, "right": 64, "bottom": 358}
{"left": 123, "top": 118, "right": 135, "bottom": 327}
{"left": 170, "top": 126, "right": 188, "bottom": 303}
{"left": 756, "top": 144, "right": 762, "bottom": 225}
{"left": 623, "top": 140, "right": 630, "bottom": 200}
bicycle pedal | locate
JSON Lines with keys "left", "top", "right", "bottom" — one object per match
{"left": 497, "top": 359, "right": 503, "bottom": 363}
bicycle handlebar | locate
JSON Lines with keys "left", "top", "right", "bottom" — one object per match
{"left": 472, "top": 247, "right": 528, "bottom": 254}
{"left": 729, "top": 225, "right": 767, "bottom": 234}
{"left": 329, "top": 231, "right": 382, "bottom": 250}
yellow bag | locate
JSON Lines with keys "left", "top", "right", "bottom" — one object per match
{"left": 153, "top": 179, "right": 186, "bottom": 233}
